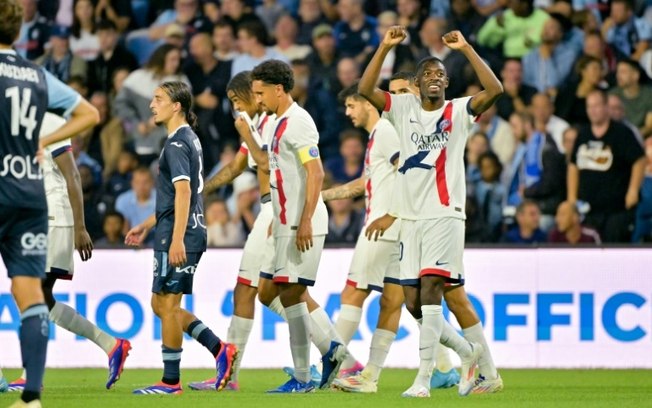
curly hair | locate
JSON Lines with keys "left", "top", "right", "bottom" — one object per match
{"left": 251, "top": 60, "right": 294, "bottom": 92}
{"left": 0, "top": 0, "right": 24, "bottom": 46}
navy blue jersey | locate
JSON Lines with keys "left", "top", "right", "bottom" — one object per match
{"left": 154, "top": 125, "right": 207, "bottom": 252}
{"left": 0, "top": 51, "right": 47, "bottom": 209}
{"left": 0, "top": 50, "right": 81, "bottom": 211}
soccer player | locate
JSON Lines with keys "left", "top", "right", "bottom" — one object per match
{"left": 1, "top": 1, "right": 100, "bottom": 406}
{"left": 126, "top": 81, "right": 237, "bottom": 395}
{"left": 360, "top": 28, "right": 504, "bottom": 397}
{"left": 388, "top": 71, "right": 416, "bottom": 95}
{"left": 7, "top": 113, "right": 130, "bottom": 393}
{"left": 324, "top": 84, "right": 461, "bottom": 393}
{"left": 188, "top": 71, "right": 287, "bottom": 391}
{"left": 251, "top": 59, "right": 347, "bottom": 393}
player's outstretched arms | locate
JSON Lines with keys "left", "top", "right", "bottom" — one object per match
{"left": 365, "top": 213, "right": 397, "bottom": 241}
{"left": 359, "top": 25, "right": 407, "bottom": 111}
{"left": 443, "top": 31, "right": 504, "bottom": 115}
{"left": 125, "top": 215, "right": 156, "bottom": 247}
{"left": 321, "top": 177, "right": 365, "bottom": 201}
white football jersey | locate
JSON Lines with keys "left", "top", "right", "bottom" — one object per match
{"left": 239, "top": 112, "right": 273, "bottom": 169}
{"left": 40, "top": 112, "right": 74, "bottom": 227}
{"left": 383, "top": 93, "right": 477, "bottom": 220}
{"left": 268, "top": 103, "right": 328, "bottom": 237}
{"left": 364, "top": 118, "right": 401, "bottom": 240}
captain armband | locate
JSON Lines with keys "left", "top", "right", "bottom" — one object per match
{"left": 298, "top": 145, "right": 320, "bottom": 164}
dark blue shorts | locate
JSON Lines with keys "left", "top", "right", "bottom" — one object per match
{"left": 0, "top": 208, "right": 47, "bottom": 279}
{"left": 152, "top": 251, "right": 203, "bottom": 294}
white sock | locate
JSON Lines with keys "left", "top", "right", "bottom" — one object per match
{"left": 267, "top": 296, "right": 287, "bottom": 321}
{"left": 285, "top": 302, "right": 311, "bottom": 383}
{"left": 334, "top": 304, "right": 362, "bottom": 344}
{"left": 417, "top": 305, "right": 443, "bottom": 386}
{"left": 227, "top": 315, "right": 253, "bottom": 382}
{"left": 334, "top": 305, "right": 362, "bottom": 370}
{"left": 463, "top": 323, "right": 498, "bottom": 379}
{"left": 435, "top": 344, "right": 454, "bottom": 373}
{"left": 50, "top": 302, "right": 116, "bottom": 354}
{"left": 440, "top": 321, "right": 472, "bottom": 359}
{"left": 309, "top": 307, "right": 343, "bottom": 355}
{"left": 363, "top": 328, "right": 395, "bottom": 382}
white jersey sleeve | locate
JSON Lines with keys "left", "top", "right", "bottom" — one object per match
{"left": 40, "top": 112, "right": 74, "bottom": 227}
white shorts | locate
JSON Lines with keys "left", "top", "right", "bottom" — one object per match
{"left": 238, "top": 200, "right": 274, "bottom": 287}
{"left": 46, "top": 226, "right": 74, "bottom": 280}
{"left": 348, "top": 230, "right": 400, "bottom": 291}
{"left": 399, "top": 218, "right": 465, "bottom": 286}
{"left": 272, "top": 235, "right": 325, "bottom": 286}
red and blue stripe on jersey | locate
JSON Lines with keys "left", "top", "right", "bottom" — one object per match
{"left": 272, "top": 117, "right": 289, "bottom": 225}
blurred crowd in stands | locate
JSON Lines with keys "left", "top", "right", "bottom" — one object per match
{"left": 17, "top": 0, "right": 652, "bottom": 245}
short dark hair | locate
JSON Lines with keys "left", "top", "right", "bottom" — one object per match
{"left": 587, "top": 87, "right": 608, "bottom": 103}
{"left": 251, "top": 60, "right": 294, "bottom": 92}
{"left": 103, "top": 210, "right": 125, "bottom": 224}
{"left": 0, "top": 0, "right": 23, "bottom": 46}
{"left": 575, "top": 55, "right": 602, "bottom": 75}
{"left": 617, "top": 58, "right": 641, "bottom": 72}
{"left": 612, "top": 0, "right": 633, "bottom": 9}
{"left": 96, "top": 19, "right": 117, "bottom": 32}
{"left": 339, "top": 128, "right": 364, "bottom": 144}
{"left": 478, "top": 151, "right": 503, "bottom": 176}
{"left": 238, "top": 20, "right": 269, "bottom": 46}
{"left": 416, "top": 56, "right": 446, "bottom": 77}
{"left": 390, "top": 71, "right": 415, "bottom": 83}
{"left": 338, "top": 83, "right": 363, "bottom": 104}
{"left": 227, "top": 70, "right": 253, "bottom": 104}
{"left": 516, "top": 199, "right": 539, "bottom": 215}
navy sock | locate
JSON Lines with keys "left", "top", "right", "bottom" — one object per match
{"left": 20, "top": 303, "right": 49, "bottom": 401}
{"left": 186, "top": 320, "right": 221, "bottom": 357}
{"left": 161, "top": 345, "right": 182, "bottom": 385}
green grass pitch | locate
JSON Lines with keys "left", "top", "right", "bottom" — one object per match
{"left": 1, "top": 368, "right": 651, "bottom": 407}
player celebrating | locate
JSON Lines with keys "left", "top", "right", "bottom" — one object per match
{"left": 189, "top": 71, "right": 286, "bottom": 391}
{"left": 1, "top": 1, "right": 100, "bottom": 406}
{"left": 126, "top": 81, "right": 237, "bottom": 395}
{"left": 360, "top": 28, "right": 504, "bottom": 397}
{"left": 7, "top": 113, "right": 130, "bottom": 393}
{"left": 324, "top": 83, "right": 461, "bottom": 393}
{"left": 252, "top": 60, "right": 348, "bottom": 393}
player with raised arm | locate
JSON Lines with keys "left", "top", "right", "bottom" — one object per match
{"left": 126, "top": 81, "right": 237, "bottom": 395}
{"left": 1, "top": 1, "right": 99, "bottom": 406}
{"left": 326, "top": 83, "right": 461, "bottom": 393}
{"left": 359, "top": 27, "right": 504, "bottom": 397}
{"left": 188, "top": 71, "right": 291, "bottom": 391}
{"left": 251, "top": 60, "right": 350, "bottom": 393}
{"left": 6, "top": 113, "right": 130, "bottom": 393}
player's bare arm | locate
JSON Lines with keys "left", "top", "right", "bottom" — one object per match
{"left": 321, "top": 177, "right": 366, "bottom": 201}
{"left": 54, "top": 150, "right": 93, "bottom": 261}
{"left": 297, "top": 158, "right": 324, "bottom": 252}
{"left": 365, "top": 213, "right": 397, "bottom": 242}
{"left": 626, "top": 157, "right": 646, "bottom": 209}
{"left": 170, "top": 180, "right": 191, "bottom": 267}
{"left": 39, "top": 99, "right": 100, "bottom": 148}
{"left": 359, "top": 25, "right": 408, "bottom": 111}
{"left": 203, "top": 150, "right": 248, "bottom": 196}
{"left": 443, "top": 31, "right": 504, "bottom": 115}
{"left": 125, "top": 214, "right": 157, "bottom": 246}
{"left": 567, "top": 163, "right": 579, "bottom": 203}
{"left": 235, "top": 115, "right": 270, "bottom": 173}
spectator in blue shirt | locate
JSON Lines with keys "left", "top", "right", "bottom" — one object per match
{"left": 332, "top": 0, "right": 379, "bottom": 64}
{"left": 115, "top": 166, "right": 156, "bottom": 243}
{"left": 502, "top": 200, "right": 548, "bottom": 244}
{"left": 522, "top": 13, "right": 580, "bottom": 97}
{"left": 604, "top": 0, "right": 652, "bottom": 62}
